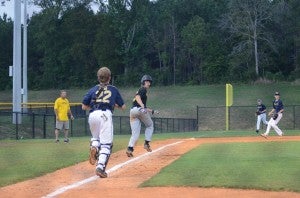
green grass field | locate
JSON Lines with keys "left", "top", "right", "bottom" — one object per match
{"left": 141, "top": 141, "right": 300, "bottom": 192}
{"left": 1, "top": 84, "right": 300, "bottom": 191}
{"left": 0, "top": 135, "right": 129, "bottom": 187}
{"left": 1, "top": 131, "right": 300, "bottom": 190}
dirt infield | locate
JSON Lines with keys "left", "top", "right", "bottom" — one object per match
{"left": 1, "top": 136, "right": 300, "bottom": 198}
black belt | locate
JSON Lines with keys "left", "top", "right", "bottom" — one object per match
{"left": 90, "top": 106, "right": 111, "bottom": 112}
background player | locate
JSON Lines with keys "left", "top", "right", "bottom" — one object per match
{"left": 82, "top": 67, "right": 126, "bottom": 178}
{"left": 255, "top": 99, "right": 268, "bottom": 133}
{"left": 54, "top": 90, "right": 74, "bottom": 143}
{"left": 126, "top": 75, "right": 158, "bottom": 157}
{"left": 261, "top": 92, "right": 284, "bottom": 138}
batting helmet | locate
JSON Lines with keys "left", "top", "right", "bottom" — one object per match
{"left": 141, "top": 75, "right": 153, "bottom": 85}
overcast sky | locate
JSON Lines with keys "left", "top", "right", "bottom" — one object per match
{"left": 0, "top": 0, "right": 42, "bottom": 23}
{"left": 0, "top": 1, "right": 101, "bottom": 23}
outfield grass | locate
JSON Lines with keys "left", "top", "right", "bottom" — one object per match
{"left": 141, "top": 141, "right": 300, "bottom": 192}
{"left": 152, "top": 130, "right": 300, "bottom": 139}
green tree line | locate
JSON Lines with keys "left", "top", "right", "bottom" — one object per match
{"left": 0, "top": 0, "right": 299, "bottom": 90}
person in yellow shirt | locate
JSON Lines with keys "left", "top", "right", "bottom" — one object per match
{"left": 54, "top": 90, "right": 74, "bottom": 143}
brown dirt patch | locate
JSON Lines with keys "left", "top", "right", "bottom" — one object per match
{"left": 1, "top": 136, "right": 300, "bottom": 198}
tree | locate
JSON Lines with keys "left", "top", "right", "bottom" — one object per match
{"left": 93, "top": 13, "right": 124, "bottom": 76}
{"left": 272, "top": 0, "right": 300, "bottom": 79}
{"left": 220, "top": 0, "right": 276, "bottom": 77}
{"left": 0, "top": 14, "right": 13, "bottom": 90}
{"left": 148, "top": 0, "right": 179, "bottom": 85}
{"left": 2, "top": 0, "right": 299, "bottom": 90}
{"left": 289, "top": 0, "right": 300, "bottom": 77}
{"left": 29, "top": 0, "right": 97, "bottom": 88}
{"left": 181, "top": 16, "right": 207, "bottom": 84}
{"left": 60, "top": 5, "right": 98, "bottom": 87}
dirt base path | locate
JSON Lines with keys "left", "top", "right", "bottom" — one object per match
{"left": 1, "top": 136, "right": 300, "bottom": 198}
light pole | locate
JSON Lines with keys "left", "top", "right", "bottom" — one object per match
{"left": 22, "top": 0, "right": 28, "bottom": 112}
{"left": 12, "top": 0, "right": 22, "bottom": 124}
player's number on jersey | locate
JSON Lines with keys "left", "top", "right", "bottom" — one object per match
{"left": 96, "top": 90, "right": 112, "bottom": 103}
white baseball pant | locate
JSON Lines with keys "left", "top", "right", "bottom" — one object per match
{"left": 264, "top": 113, "right": 283, "bottom": 136}
{"left": 88, "top": 110, "right": 113, "bottom": 170}
{"left": 256, "top": 113, "right": 268, "bottom": 130}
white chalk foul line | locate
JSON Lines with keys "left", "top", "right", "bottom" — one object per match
{"left": 42, "top": 140, "right": 184, "bottom": 198}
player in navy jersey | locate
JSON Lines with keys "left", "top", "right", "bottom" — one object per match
{"left": 261, "top": 92, "right": 284, "bottom": 138}
{"left": 255, "top": 99, "right": 268, "bottom": 133}
{"left": 82, "top": 67, "right": 126, "bottom": 178}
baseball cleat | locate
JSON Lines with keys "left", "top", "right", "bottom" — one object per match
{"left": 64, "top": 138, "right": 69, "bottom": 143}
{"left": 96, "top": 167, "right": 107, "bottom": 178}
{"left": 256, "top": 130, "right": 259, "bottom": 133}
{"left": 89, "top": 146, "right": 98, "bottom": 165}
{"left": 55, "top": 139, "right": 59, "bottom": 143}
{"left": 279, "top": 132, "right": 284, "bottom": 137}
{"left": 126, "top": 147, "right": 134, "bottom": 157}
{"left": 144, "top": 144, "right": 152, "bottom": 152}
{"left": 126, "top": 150, "right": 133, "bottom": 157}
{"left": 260, "top": 133, "right": 267, "bottom": 139}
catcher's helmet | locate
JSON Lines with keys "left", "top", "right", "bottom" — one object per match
{"left": 141, "top": 75, "right": 153, "bottom": 84}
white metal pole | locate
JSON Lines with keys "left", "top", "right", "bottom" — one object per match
{"left": 13, "top": 0, "right": 22, "bottom": 124}
{"left": 22, "top": 0, "right": 28, "bottom": 112}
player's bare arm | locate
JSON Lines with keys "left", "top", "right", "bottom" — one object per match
{"left": 268, "top": 109, "right": 275, "bottom": 116}
{"left": 147, "top": 108, "right": 160, "bottom": 114}
{"left": 146, "top": 108, "right": 153, "bottom": 112}
{"left": 68, "top": 109, "right": 74, "bottom": 120}
{"left": 54, "top": 109, "right": 59, "bottom": 121}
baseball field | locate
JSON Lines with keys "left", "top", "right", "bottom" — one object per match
{"left": 0, "top": 132, "right": 300, "bottom": 197}
{"left": 0, "top": 84, "right": 300, "bottom": 197}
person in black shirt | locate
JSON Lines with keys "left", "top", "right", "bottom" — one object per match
{"left": 126, "top": 75, "right": 158, "bottom": 157}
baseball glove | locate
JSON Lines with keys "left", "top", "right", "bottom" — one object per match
{"left": 273, "top": 113, "right": 278, "bottom": 120}
{"left": 152, "top": 110, "right": 160, "bottom": 115}
{"left": 256, "top": 111, "right": 261, "bottom": 115}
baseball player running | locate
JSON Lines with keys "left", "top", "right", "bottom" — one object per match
{"left": 126, "top": 75, "right": 158, "bottom": 157}
{"left": 82, "top": 67, "right": 126, "bottom": 178}
{"left": 255, "top": 99, "right": 268, "bottom": 133}
{"left": 261, "top": 92, "right": 284, "bottom": 138}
